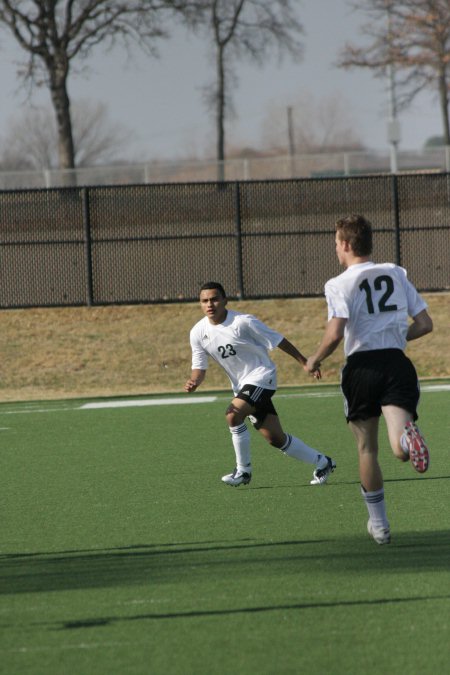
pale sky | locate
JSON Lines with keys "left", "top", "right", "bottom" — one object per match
{"left": 0, "top": 0, "right": 442, "bottom": 164}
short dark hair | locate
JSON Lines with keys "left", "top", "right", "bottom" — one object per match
{"left": 199, "top": 281, "right": 227, "bottom": 298}
{"left": 335, "top": 214, "right": 373, "bottom": 256}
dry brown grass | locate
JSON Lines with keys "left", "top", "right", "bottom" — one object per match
{"left": 1, "top": 292, "right": 449, "bottom": 402}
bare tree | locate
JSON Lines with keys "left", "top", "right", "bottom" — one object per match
{"left": 260, "top": 92, "right": 365, "bottom": 155}
{"left": 0, "top": 1, "right": 197, "bottom": 169}
{"left": 188, "top": 0, "right": 303, "bottom": 179}
{"left": 1, "top": 100, "right": 134, "bottom": 170}
{"left": 338, "top": 0, "right": 450, "bottom": 144}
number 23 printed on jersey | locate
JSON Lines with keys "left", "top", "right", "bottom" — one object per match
{"left": 218, "top": 344, "right": 237, "bottom": 358}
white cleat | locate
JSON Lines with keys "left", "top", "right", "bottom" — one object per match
{"left": 221, "top": 467, "right": 252, "bottom": 486}
{"left": 367, "top": 519, "right": 391, "bottom": 545}
{"left": 310, "top": 456, "right": 336, "bottom": 485}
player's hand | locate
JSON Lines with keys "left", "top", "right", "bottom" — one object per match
{"left": 184, "top": 379, "right": 199, "bottom": 393}
{"left": 303, "top": 364, "right": 321, "bottom": 380}
{"left": 305, "top": 357, "right": 322, "bottom": 379}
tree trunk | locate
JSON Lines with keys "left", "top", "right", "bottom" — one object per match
{"left": 216, "top": 45, "right": 225, "bottom": 182}
{"left": 49, "top": 69, "right": 76, "bottom": 171}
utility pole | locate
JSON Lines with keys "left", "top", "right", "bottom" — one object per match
{"left": 287, "top": 106, "right": 296, "bottom": 177}
{"left": 387, "top": 62, "right": 400, "bottom": 173}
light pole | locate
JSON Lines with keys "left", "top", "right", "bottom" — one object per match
{"left": 387, "top": 61, "right": 400, "bottom": 173}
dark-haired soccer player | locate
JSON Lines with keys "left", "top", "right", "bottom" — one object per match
{"left": 185, "top": 281, "right": 336, "bottom": 486}
{"left": 306, "top": 214, "right": 433, "bottom": 544}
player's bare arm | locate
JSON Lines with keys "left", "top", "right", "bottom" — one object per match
{"left": 277, "top": 337, "right": 307, "bottom": 365}
{"left": 406, "top": 309, "right": 433, "bottom": 342}
{"left": 184, "top": 369, "right": 206, "bottom": 393}
{"left": 306, "top": 317, "right": 347, "bottom": 373}
{"left": 277, "top": 337, "right": 322, "bottom": 380}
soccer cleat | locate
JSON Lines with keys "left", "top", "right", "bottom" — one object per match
{"left": 367, "top": 519, "right": 391, "bottom": 545}
{"left": 221, "top": 467, "right": 252, "bottom": 487}
{"left": 310, "top": 456, "right": 336, "bottom": 485}
{"left": 403, "top": 421, "right": 430, "bottom": 473}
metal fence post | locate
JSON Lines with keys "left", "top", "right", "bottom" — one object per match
{"left": 391, "top": 174, "right": 401, "bottom": 266}
{"left": 234, "top": 182, "right": 245, "bottom": 299}
{"left": 82, "top": 187, "right": 94, "bottom": 306}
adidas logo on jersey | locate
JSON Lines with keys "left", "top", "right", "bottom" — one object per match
{"left": 242, "top": 390, "right": 250, "bottom": 396}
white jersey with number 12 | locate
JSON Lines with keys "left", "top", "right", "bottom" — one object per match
{"left": 324, "top": 261, "right": 427, "bottom": 356}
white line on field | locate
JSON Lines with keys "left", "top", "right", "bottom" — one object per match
{"left": 421, "top": 384, "right": 450, "bottom": 392}
{"left": 81, "top": 396, "right": 217, "bottom": 409}
{"left": 0, "top": 384, "right": 448, "bottom": 415}
{"left": 0, "top": 406, "right": 79, "bottom": 415}
{"left": 4, "top": 641, "right": 143, "bottom": 653}
{"left": 81, "top": 383, "right": 450, "bottom": 409}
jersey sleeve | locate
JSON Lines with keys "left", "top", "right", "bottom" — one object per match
{"left": 324, "top": 280, "right": 350, "bottom": 320}
{"left": 243, "top": 315, "right": 284, "bottom": 350}
{"left": 400, "top": 268, "right": 428, "bottom": 317}
{"left": 190, "top": 326, "right": 208, "bottom": 371}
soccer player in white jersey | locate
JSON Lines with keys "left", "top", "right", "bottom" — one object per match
{"left": 306, "top": 214, "right": 433, "bottom": 545}
{"left": 184, "top": 281, "right": 336, "bottom": 486}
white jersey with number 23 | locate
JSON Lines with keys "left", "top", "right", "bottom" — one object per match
{"left": 190, "top": 309, "right": 284, "bottom": 395}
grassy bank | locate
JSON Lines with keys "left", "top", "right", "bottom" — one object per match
{"left": 1, "top": 292, "right": 449, "bottom": 402}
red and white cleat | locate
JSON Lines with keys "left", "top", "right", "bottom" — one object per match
{"left": 403, "top": 421, "right": 430, "bottom": 473}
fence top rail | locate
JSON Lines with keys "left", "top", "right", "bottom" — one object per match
{"left": 1, "top": 171, "right": 450, "bottom": 196}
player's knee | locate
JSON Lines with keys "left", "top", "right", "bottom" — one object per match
{"left": 357, "top": 443, "right": 377, "bottom": 457}
{"left": 225, "top": 403, "right": 243, "bottom": 426}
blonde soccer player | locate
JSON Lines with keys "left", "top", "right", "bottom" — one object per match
{"left": 306, "top": 214, "right": 432, "bottom": 544}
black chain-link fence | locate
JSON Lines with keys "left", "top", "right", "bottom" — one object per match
{"left": 1, "top": 174, "right": 449, "bottom": 308}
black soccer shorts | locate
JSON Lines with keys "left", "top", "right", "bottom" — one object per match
{"left": 341, "top": 348, "right": 420, "bottom": 422}
{"left": 235, "top": 384, "right": 277, "bottom": 429}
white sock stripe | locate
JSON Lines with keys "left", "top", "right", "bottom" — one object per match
{"left": 281, "top": 433, "right": 292, "bottom": 451}
{"left": 363, "top": 492, "right": 385, "bottom": 504}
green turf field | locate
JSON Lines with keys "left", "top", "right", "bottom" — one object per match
{"left": 1, "top": 384, "right": 449, "bottom": 675}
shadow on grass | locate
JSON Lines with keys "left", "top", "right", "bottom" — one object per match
{"left": 251, "top": 474, "right": 450, "bottom": 490}
{"left": 58, "top": 591, "right": 450, "bottom": 629}
{"left": 1, "top": 530, "right": 449, "bottom": 598}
